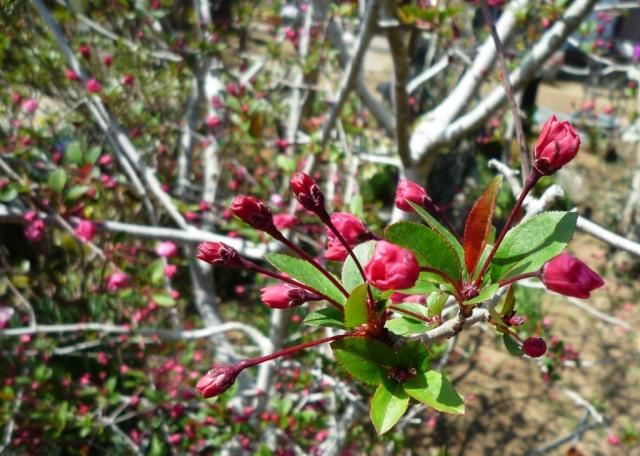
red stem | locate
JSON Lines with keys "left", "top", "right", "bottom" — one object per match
{"left": 473, "top": 173, "right": 539, "bottom": 288}
{"left": 248, "top": 263, "right": 344, "bottom": 311}
{"left": 240, "top": 333, "right": 348, "bottom": 369}
{"left": 272, "top": 232, "right": 350, "bottom": 298}
{"left": 498, "top": 271, "right": 541, "bottom": 288}
{"left": 388, "top": 305, "right": 432, "bottom": 324}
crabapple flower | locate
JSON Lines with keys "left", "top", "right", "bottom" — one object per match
{"left": 260, "top": 284, "right": 320, "bottom": 309}
{"left": 522, "top": 337, "right": 547, "bottom": 358}
{"left": 102, "top": 54, "right": 113, "bottom": 66}
{"left": 65, "top": 69, "right": 80, "bottom": 81}
{"left": 364, "top": 241, "right": 420, "bottom": 291}
{"left": 290, "top": 172, "right": 326, "bottom": 217}
{"left": 196, "top": 364, "right": 243, "bottom": 398}
{"left": 533, "top": 115, "right": 580, "bottom": 176}
{"left": 21, "top": 99, "right": 38, "bottom": 114}
{"left": 122, "top": 74, "right": 135, "bottom": 86}
{"left": 79, "top": 44, "right": 91, "bottom": 59}
{"left": 75, "top": 219, "right": 97, "bottom": 242}
{"left": 206, "top": 115, "right": 221, "bottom": 128}
{"left": 155, "top": 241, "right": 178, "bottom": 258}
{"left": 324, "top": 213, "right": 369, "bottom": 261}
{"left": 24, "top": 217, "right": 45, "bottom": 242}
{"left": 542, "top": 252, "right": 604, "bottom": 298}
{"left": 0, "top": 306, "right": 14, "bottom": 329}
{"left": 107, "top": 272, "right": 129, "bottom": 292}
{"left": 230, "top": 195, "right": 277, "bottom": 234}
{"left": 394, "top": 179, "right": 436, "bottom": 213}
{"left": 86, "top": 79, "right": 102, "bottom": 93}
{"left": 164, "top": 264, "right": 178, "bottom": 279}
{"left": 196, "top": 242, "right": 244, "bottom": 268}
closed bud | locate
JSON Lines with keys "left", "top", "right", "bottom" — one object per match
{"left": 260, "top": 284, "right": 320, "bottom": 309}
{"left": 364, "top": 241, "right": 420, "bottom": 291}
{"left": 522, "top": 337, "right": 547, "bottom": 358}
{"left": 196, "top": 364, "right": 242, "bottom": 398}
{"left": 86, "top": 79, "right": 102, "bottom": 94}
{"left": 542, "top": 252, "right": 604, "bottom": 298}
{"left": 394, "top": 179, "right": 437, "bottom": 214}
{"left": 533, "top": 115, "right": 580, "bottom": 176}
{"left": 324, "top": 213, "right": 370, "bottom": 261}
{"left": 196, "top": 242, "right": 244, "bottom": 268}
{"left": 230, "top": 195, "right": 278, "bottom": 234}
{"left": 290, "top": 173, "right": 327, "bottom": 218}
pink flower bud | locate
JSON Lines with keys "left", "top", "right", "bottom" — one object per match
{"left": 21, "top": 99, "right": 38, "bottom": 114}
{"left": 86, "top": 79, "right": 102, "bottom": 94}
{"left": 273, "top": 214, "right": 297, "bottom": 230}
{"left": 394, "top": 179, "right": 436, "bottom": 213}
{"left": 102, "top": 54, "right": 113, "bottom": 66}
{"left": 155, "top": 241, "right": 178, "bottom": 258}
{"left": 196, "top": 364, "right": 242, "bottom": 398}
{"left": 196, "top": 242, "right": 244, "bottom": 268}
{"left": 79, "top": 44, "right": 91, "bottom": 59}
{"left": 274, "top": 138, "right": 290, "bottom": 150}
{"left": 24, "top": 219, "right": 46, "bottom": 242}
{"left": 164, "top": 264, "right": 178, "bottom": 279}
{"left": 533, "top": 115, "right": 580, "bottom": 176}
{"left": 542, "top": 252, "right": 604, "bottom": 298}
{"left": 607, "top": 434, "right": 620, "bottom": 446}
{"left": 65, "top": 69, "right": 80, "bottom": 81}
{"left": 508, "top": 314, "right": 527, "bottom": 326}
{"left": 324, "top": 213, "right": 369, "bottom": 261}
{"left": 75, "top": 219, "right": 97, "bottom": 242}
{"left": 364, "top": 241, "right": 420, "bottom": 290}
{"left": 290, "top": 172, "right": 326, "bottom": 217}
{"left": 522, "top": 337, "right": 547, "bottom": 358}
{"left": 0, "top": 305, "right": 14, "bottom": 329}
{"left": 230, "top": 195, "right": 277, "bottom": 233}
{"left": 206, "top": 115, "right": 221, "bottom": 129}
{"left": 107, "top": 272, "right": 129, "bottom": 292}
{"left": 260, "top": 284, "right": 319, "bottom": 309}
{"left": 122, "top": 74, "right": 135, "bottom": 86}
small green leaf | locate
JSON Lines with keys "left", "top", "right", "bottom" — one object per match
{"left": 498, "top": 285, "right": 516, "bottom": 316}
{"left": 66, "top": 141, "right": 83, "bottom": 165}
{"left": 147, "top": 259, "right": 166, "bottom": 286}
{"left": 267, "top": 253, "right": 346, "bottom": 305}
{"left": 427, "top": 292, "right": 447, "bottom": 317}
{"left": 344, "top": 283, "right": 370, "bottom": 328}
{"left": 303, "top": 307, "right": 345, "bottom": 329}
{"left": 48, "top": 168, "right": 67, "bottom": 193}
{"left": 399, "top": 273, "right": 440, "bottom": 295}
{"left": 341, "top": 241, "right": 375, "bottom": 292}
{"left": 85, "top": 146, "right": 102, "bottom": 165}
{"left": 0, "top": 185, "right": 18, "bottom": 202}
{"left": 385, "top": 317, "right": 430, "bottom": 336}
{"left": 403, "top": 371, "right": 465, "bottom": 414}
{"left": 152, "top": 293, "right": 176, "bottom": 307}
{"left": 490, "top": 211, "right": 578, "bottom": 281}
{"left": 408, "top": 201, "right": 465, "bottom": 274}
{"left": 385, "top": 222, "right": 462, "bottom": 282}
{"left": 65, "top": 185, "right": 90, "bottom": 201}
{"left": 464, "top": 283, "right": 499, "bottom": 305}
{"left": 371, "top": 380, "right": 409, "bottom": 435}
{"left": 503, "top": 333, "right": 523, "bottom": 356}
{"left": 463, "top": 176, "right": 501, "bottom": 276}
{"left": 331, "top": 337, "right": 396, "bottom": 385}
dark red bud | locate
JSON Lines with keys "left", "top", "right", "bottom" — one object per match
{"left": 196, "top": 364, "right": 242, "bottom": 398}
{"left": 290, "top": 172, "right": 327, "bottom": 218}
{"left": 522, "top": 337, "right": 547, "bottom": 358}
{"left": 196, "top": 242, "right": 244, "bottom": 268}
{"left": 230, "top": 195, "right": 278, "bottom": 234}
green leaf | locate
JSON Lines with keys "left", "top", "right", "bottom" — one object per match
{"left": 267, "top": 253, "right": 346, "bottom": 305}
{"left": 408, "top": 201, "right": 465, "bottom": 276}
{"left": 463, "top": 176, "right": 501, "bottom": 276}
{"left": 399, "top": 273, "right": 440, "bottom": 295}
{"left": 147, "top": 259, "right": 166, "bottom": 286}
{"left": 48, "top": 168, "right": 67, "bottom": 193}
{"left": 503, "top": 333, "right": 523, "bottom": 356}
{"left": 66, "top": 141, "right": 83, "bottom": 165}
{"left": 386, "top": 222, "right": 462, "bottom": 282}
{"left": 303, "top": 307, "right": 345, "bottom": 329}
{"left": 490, "top": 211, "right": 578, "bottom": 281}
{"left": 65, "top": 185, "right": 90, "bottom": 201}
{"left": 371, "top": 380, "right": 409, "bottom": 435}
{"left": 344, "top": 283, "right": 369, "bottom": 329}
{"left": 85, "top": 146, "right": 102, "bottom": 165}
{"left": 0, "top": 185, "right": 18, "bottom": 202}
{"left": 498, "top": 285, "right": 516, "bottom": 316}
{"left": 464, "top": 283, "right": 499, "bottom": 305}
{"left": 427, "top": 292, "right": 447, "bottom": 317}
{"left": 403, "top": 371, "right": 465, "bottom": 414}
{"left": 396, "top": 340, "right": 430, "bottom": 371}
{"left": 331, "top": 337, "right": 396, "bottom": 385}
{"left": 341, "top": 240, "right": 375, "bottom": 292}
{"left": 385, "top": 317, "right": 430, "bottom": 336}
{"left": 152, "top": 293, "right": 176, "bottom": 307}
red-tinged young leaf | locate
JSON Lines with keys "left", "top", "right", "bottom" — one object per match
{"left": 463, "top": 176, "right": 502, "bottom": 276}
